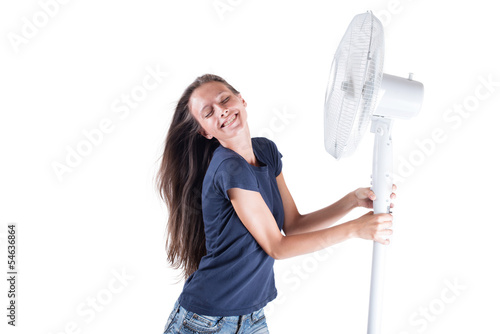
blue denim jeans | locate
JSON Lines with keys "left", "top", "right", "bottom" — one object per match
{"left": 163, "top": 299, "right": 270, "bottom": 334}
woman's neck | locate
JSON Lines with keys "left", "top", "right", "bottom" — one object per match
{"left": 219, "top": 127, "right": 259, "bottom": 167}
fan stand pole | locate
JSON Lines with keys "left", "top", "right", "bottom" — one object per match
{"left": 367, "top": 116, "right": 394, "bottom": 334}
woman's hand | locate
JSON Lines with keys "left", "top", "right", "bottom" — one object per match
{"left": 349, "top": 211, "right": 393, "bottom": 245}
{"left": 353, "top": 184, "right": 397, "bottom": 209}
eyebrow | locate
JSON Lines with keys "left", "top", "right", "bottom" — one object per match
{"left": 199, "top": 91, "right": 227, "bottom": 115}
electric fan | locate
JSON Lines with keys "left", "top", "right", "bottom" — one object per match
{"left": 324, "top": 11, "right": 424, "bottom": 334}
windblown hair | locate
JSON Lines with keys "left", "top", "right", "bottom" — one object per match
{"left": 156, "top": 74, "right": 240, "bottom": 279}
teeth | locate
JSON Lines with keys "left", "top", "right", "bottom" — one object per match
{"left": 223, "top": 114, "right": 236, "bottom": 127}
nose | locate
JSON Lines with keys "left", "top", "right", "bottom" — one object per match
{"left": 219, "top": 106, "right": 229, "bottom": 117}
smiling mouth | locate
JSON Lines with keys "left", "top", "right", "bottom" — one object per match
{"left": 221, "top": 114, "right": 237, "bottom": 128}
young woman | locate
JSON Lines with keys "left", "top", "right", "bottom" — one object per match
{"left": 156, "top": 74, "right": 396, "bottom": 334}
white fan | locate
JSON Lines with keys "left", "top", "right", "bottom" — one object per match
{"left": 324, "top": 11, "right": 424, "bottom": 334}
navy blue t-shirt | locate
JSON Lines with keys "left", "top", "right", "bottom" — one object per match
{"left": 178, "top": 137, "right": 284, "bottom": 316}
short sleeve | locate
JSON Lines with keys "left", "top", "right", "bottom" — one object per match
{"left": 267, "top": 139, "right": 283, "bottom": 177}
{"left": 214, "top": 158, "right": 260, "bottom": 201}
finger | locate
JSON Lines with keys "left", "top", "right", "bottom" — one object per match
{"left": 380, "top": 221, "right": 393, "bottom": 229}
{"left": 390, "top": 203, "right": 394, "bottom": 208}
{"left": 392, "top": 184, "right": 397, "bottom": 191}
{"left": 376, "top": 213, "right": 393, "bottom": 221}
{"left": 375, "top": 237, "right": 390, "bottom": 245}
{"left": 367, "top": 189, "right": 376, "bottom": 200}
{"left": 383, "top": 229, "right": 393, "bottom": 236}
{"left": 376, "top": 231, "right": 393, "bottom": 241}
{"left": 390, "top": 193, "right": 396, "bottom": 199}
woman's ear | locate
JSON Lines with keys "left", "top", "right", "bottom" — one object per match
{"left": 198, "top": 129, "right": 213, "bottom": 140}
{"left": 237, "top": 94, "right": 247, "bottom": 107}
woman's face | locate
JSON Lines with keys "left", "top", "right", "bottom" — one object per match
{"left": 188, "top": 81, "right": 248, "bottom": 142}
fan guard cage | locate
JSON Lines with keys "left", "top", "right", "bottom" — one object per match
{"left": 324, "top": 11, "right": 385, "bottom": 159}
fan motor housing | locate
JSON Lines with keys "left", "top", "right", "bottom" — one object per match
{"left": 373, "top": 73, "right": 424, "bottom": 119}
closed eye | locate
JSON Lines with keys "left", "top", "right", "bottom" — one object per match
{"left": 204, "top": 96, "right": 230, "bottom": 118}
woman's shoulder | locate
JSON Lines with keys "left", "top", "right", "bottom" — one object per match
{"left": 208, "top": 145, "right": 248, "bottom": 174}
{"left": 252, "top": 136, "right": 277, "bottom": 151}
{"left": 208, "top": 137, "right": 279, "bottom": 173}
{"left": 252, "top": 137, "right": 280, "bottom": 157}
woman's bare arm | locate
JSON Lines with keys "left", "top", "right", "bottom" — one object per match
{"left": 227, "top": 187, "right": 392, "bottom": 260}
{"left": 276, "top": 172, "right": 396, "bottom": 235}
{"left": 277, "top": 172, "right": 357, "bottom": 235}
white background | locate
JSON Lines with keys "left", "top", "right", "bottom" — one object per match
{"left": 1, "top": 0, "right": 499, "bottom": 333}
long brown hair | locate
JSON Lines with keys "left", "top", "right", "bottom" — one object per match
{"left": 156, "top": 74, "right": 240, "bottom": 279}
